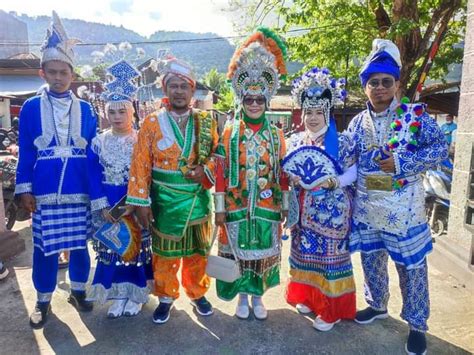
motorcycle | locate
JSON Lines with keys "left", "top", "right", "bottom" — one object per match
{"left": 0, "top": 127, "right": 18, "bottom": 151}
{"left": 0, "top": 155, "right": 30, "bottom": 230}
{"left": 423, "top": 158, "right": 452, "bottom": 238}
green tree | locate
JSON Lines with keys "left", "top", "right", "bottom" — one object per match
{"left": 92, "top": 63, "right": 108, "bottom": 82}
{"left": 202, "top": 68, "right": 227, "bottom": 93}
{"left": 227, "top": 0, "right": 467, "bottom": 95}
{"left": 214, "top": 84, "right": 235, "bottom": 112}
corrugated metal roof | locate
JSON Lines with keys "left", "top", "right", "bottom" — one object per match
{"left": 0, "top": 58, "right": 40, "bottom": 69}
{"left": 0, "top": 75, "right": 44, "bottom": 96}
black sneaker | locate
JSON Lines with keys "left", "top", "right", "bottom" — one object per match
{"left": 29, "top": 302, "right": 51, "bottom": 329}
{"left": 68, "top": 290, "right": 93, "bottom": 312}
{"left": 354, "top": 307, "right": 388, "bottom": 324}
{"left": 191, "top": 296, "right": 214, "bottom": 316}
{"left": 405, "top": 330, "right": 427, "bottom": 355}
{"left": 152, "top": 302, "right": 173, "bottom": 324}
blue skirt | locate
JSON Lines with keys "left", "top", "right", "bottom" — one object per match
{"left": 88, "top": 250, "right": 153, "bottom": 304}
{"left": 88, "top": 212, "right": 153, "bottom": 304}
{"left": 32, "top": 203, "right": 92, "bottom": 256}
{"left": 349, "top": 221, "right": 433, "bottom": 269}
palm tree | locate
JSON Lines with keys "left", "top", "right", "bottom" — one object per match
{"left": 203, "top": 68, "right": 226, "bottom": 94}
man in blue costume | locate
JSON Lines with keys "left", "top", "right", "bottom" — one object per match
{"left": 346, "top": 39, "right": 448, "bottom": 355}
{"left": 15, "top": 11, "right": 97, "bottom": 328}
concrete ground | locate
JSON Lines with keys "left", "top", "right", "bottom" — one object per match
{"left": 0, "top": 221, "right": 473, "bottom": 355}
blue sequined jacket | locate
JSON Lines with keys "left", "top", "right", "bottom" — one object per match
{"left": 344, "top": 99, "right": 448, "bottom": 235}
{"left": 15, "top": 92, "right": 97, "bottom": 205}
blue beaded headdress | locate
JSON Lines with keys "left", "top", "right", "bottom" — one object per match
{"left": 103, "top": 60, "right": 140, "bottom": 103}
{"left": 291, "top": 67, "right": 347, "bottom": 124}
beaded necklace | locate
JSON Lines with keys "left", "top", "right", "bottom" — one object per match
{"left": 363, "top": 97, "right": 425, "bottom": 190}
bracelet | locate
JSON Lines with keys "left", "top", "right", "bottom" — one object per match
{"left": 327, "top": 177, "right": 338, "bottom": 190}
{"left": 329, "top": 177, "right": 335, "bottom": 189}
{"left": 282, "top": 191, "right": 290, "bottom": 211}
{"left": 213, "top": 192, "right": 226, "bottom": 213}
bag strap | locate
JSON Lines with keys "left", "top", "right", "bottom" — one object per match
{"left": 208, "top": 223, "right": 240, "bottom": 263}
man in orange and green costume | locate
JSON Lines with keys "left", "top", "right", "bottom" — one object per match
{"left": 127, "top": 56, "right": 218, "bottom": 324}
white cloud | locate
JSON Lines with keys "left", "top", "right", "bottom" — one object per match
{"left": 1, "top": 0, "right": 236, "bottom": 37}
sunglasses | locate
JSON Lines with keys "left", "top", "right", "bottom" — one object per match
{"left": 367, "top": 78, "right": 395, "bottom": 89}
{"left": 243, "top": 96, "right": 266, "bottom": 105}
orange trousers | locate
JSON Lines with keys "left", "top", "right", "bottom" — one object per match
{"left": 153, "top": 253, "right": 210, "bottom": 300}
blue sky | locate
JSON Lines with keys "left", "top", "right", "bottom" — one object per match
{"left": 1, "top": 0, "right": 236, "bottom": 37}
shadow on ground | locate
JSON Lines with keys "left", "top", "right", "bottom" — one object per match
{"left": 0, "top": 223, "right": 471, "bottom": 354}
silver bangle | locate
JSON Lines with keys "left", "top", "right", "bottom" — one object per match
{"left": 213, "top": 192, "right": 226, "bottom": 213}
{"left": 282, "top": 190, "right": 290, "bottom": 211}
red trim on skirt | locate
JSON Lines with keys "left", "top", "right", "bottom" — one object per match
{"left": 286, "top": 281, "right": 356, "bottom": 323}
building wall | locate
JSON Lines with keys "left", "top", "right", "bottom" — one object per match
{"left": 447, "top": 0, "right": 474, "bottom": 268}
{"left": 0, "top": 11, "right": 28, "bottom": 59}
{"left": 0, "top": 99, "right": 12, "bottom": 128}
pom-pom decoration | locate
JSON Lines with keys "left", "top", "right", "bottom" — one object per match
{"left": 390, "top": 119, "right": 403, "bottom": 131}
{"left": 393, "top": 178, "right": 408, "bottom": 190}
{"left": 387, "top": 137, "right": 400, "bottom": 150}
{"left": 406, "top": 139, "right": 418, "bottom": 152}
{"left": 409, "top": 121, "right": 421, "bottom": 133}
{"left": 413, "top": 105, "right": 424, "bottom": 117}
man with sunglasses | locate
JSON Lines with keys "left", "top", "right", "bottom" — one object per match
{"left": 345, "top": 39, "right": 448, "bottom": 355}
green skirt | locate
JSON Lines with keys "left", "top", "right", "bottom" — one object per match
{"left": 150, "top": 169, "right": 212, "bottom": 258}
{"left": 152, "top": 221, "right": 211, "bottom": 258}
{"left": 216, "top": 254, "right": 280, "bottom": 300}
{"left": 216, "top": 211, "right": 282, "bottom": 300}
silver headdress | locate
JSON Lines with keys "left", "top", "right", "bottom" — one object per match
{"left": 40, "top": 11, "right": 80, "bottom": 67}
{"left": 227, "top": 28, "right": 287, "bottom": 105}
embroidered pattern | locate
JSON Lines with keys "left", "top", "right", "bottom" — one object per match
{"left": 92, "top": 130, "right": 137, "bottom": 186}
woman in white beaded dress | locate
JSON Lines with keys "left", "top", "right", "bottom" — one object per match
{"left": 87, "top": 60, "right": 152, "bottom": 318}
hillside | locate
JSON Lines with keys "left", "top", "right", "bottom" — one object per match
{"left": 14, "top": 14, "right": 235, "bottom": 77}
{"left": 11, "top": 13, "right": 302, "bottom": 78}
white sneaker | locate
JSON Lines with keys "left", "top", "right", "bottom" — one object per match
{"left": 312, "top": 315, "right": 340, "bottom": 331}
{"left": 235, "top": 303, "right": 250, "bottom": 319}
{"left": 0, "top": 264, "right": 9, "bottom": 280}
{"left": 253, "top": 304, "right": 268, "bottom": 320}
{"left": 123, "top": 300, "right": 142, "bottom": 317}
{"left": 296, "top": 303, "right": 312, "bottom": 314}
{"left": 107, "top": 299, "right": 127, "bottom": 319}
{"left": 251, "top": 297, "right": 268, "bottom": 320}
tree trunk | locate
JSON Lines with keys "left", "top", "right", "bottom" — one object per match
{"left": 390, "top": 0, "right": 462, "bottom": 95}
{"left": 392, "top": 0, "right": 422, "bottom": 94}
